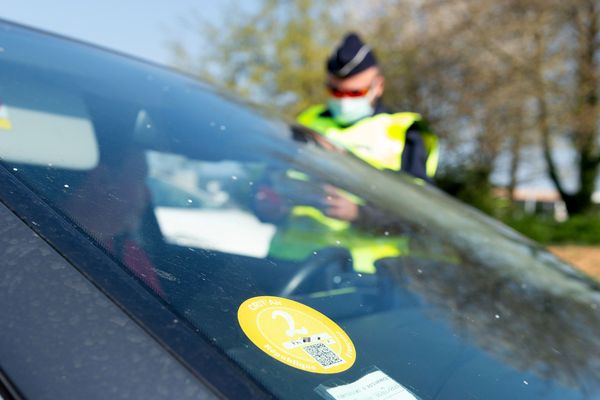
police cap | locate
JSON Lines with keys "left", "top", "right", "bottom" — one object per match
{"left": 326, "top": 32, "right": 378, "bottom": 78}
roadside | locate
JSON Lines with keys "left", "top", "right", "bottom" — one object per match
{"left": 548, "top": 246, "right": 600, "bottom": 279}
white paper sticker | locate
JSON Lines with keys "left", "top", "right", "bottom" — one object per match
{"left": 325, "top": 371, "right": 418, "bottom": 400}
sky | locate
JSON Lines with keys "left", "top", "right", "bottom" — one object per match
{"left": 1, "top": 0, "right": 222, "bottom": 66}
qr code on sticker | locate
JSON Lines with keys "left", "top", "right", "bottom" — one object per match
{"left": 303, "top": 342, "right": 344, "bottom": 368}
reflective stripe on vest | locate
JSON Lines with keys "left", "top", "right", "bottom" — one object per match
{"left": 298, "top": 104, "right": 438, "bottom": 177}
{"left": 268, "top": 205, "right": 407, "bottom": 274}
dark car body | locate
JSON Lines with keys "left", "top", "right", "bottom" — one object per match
{"left": 0, "top": 21, "right": 599, "bottom": 400}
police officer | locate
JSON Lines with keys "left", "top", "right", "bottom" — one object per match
{"left": 297, "top": 32, "right": 438, "bottom": 222}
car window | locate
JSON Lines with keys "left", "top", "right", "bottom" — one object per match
{"left": 1, "top": 23, "right": 599, "bottom": 400}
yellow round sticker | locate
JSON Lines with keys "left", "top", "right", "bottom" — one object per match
{"left": 238, "top": 296, "right": 356, "bottom": 374}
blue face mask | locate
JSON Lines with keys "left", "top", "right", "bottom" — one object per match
{"left": 327, "top": 96, "right": 375, "bottom": 125}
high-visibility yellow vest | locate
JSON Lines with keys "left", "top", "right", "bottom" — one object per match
{"left": 266, "top": 106, "right": 435, "bottom": 274}
{"left": 297, "top": 104, "right": 438, "bottom": 178}
{"left": 268, "top": 205, "right": 408, "bottom": 274}
{"left": 264, "top": 170, "right": 408, "bottom": 274}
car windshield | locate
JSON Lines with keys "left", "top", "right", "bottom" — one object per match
{"left": 1, "top": 22, "right": 599, "bottom": 400}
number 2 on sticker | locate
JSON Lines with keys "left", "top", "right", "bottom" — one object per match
{"left": 272, "top": 310, "right": 308, "bottom": 337}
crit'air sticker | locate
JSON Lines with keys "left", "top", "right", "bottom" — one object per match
{"left": 0, "top": 100, "right": 12, "bottom": 130}
{"left": 238, "top": 296, "right": 356, "bottom": 374}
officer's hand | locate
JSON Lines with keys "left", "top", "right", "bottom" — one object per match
{"left": 313, "top": 134, "right": 345, "bottom": 153}
{"left": 323, "top": 184, "right": 359, "bottom": 222}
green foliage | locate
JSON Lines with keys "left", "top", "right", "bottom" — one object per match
{"left": 169, "top": 0, "right": 345, "bottom": 118}
{"left": 436, "top": 162, "right": 600, "bottom": 245}
{"left": 436, "top": 164, "right": 600, "bottom": 245}
{"left": 502, "top": 212, "right": 600, "bottom": 245}
{"left": 435, "top": 165, "right": 496, "bottom": 215}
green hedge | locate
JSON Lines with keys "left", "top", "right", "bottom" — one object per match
{"left": 502, "top": 213, "right": 600, "bottom": 245}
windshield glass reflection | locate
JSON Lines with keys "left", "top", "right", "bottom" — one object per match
{"left": 2, "top": 24, "right": 599, "bottom": 399}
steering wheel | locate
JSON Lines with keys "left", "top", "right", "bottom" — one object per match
{"left": 277, "top": 247, "right": 354, "bottom": 297}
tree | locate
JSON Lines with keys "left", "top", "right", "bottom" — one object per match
{"left": 167, "top": 0, "right": 345, "bottom": 118}
{"left": 493, "top": 0, "right": 600, "bottom": 215}
{"left": 355, "top": 0, "right": 537, "bottom": 210}
{"left": 543, "top": 0, "right": 600, "bottom": 214}
{"left": 359, "top": 0, "right": 600, "bottom": 215}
